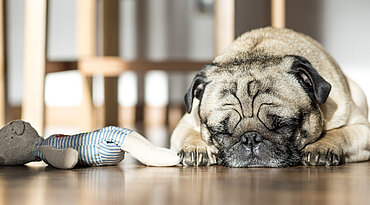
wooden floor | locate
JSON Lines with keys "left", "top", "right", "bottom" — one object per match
{"left": 1, "top": 159, "right": 370, "bottom": 205}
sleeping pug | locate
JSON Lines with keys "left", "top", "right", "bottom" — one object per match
{"left": 171, "top": 27, "right": 370, "bottom": 167}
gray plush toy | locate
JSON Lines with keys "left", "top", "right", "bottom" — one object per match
{"left": 0, "top": 120, "right": 180, "bottom": 169}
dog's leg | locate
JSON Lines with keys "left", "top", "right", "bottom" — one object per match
{"left": 171, "top": 100, "right": 217, "bottom": 166}
{"left": 301, "top": 122, "right": 370, "bottom": 166}
{"left": 347, "top": 77, "right": 368, "bottom": 117}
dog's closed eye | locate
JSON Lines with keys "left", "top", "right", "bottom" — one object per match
{"left": 270, "top": 115, "right": 300, "bottom": 131}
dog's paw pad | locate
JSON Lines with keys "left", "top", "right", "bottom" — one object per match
{"left": 301, "top": 142, "right": 342, "bottom": 166}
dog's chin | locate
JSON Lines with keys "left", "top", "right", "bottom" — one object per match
{"left": 218, "top": 141, "right": 300, "bottom": 168}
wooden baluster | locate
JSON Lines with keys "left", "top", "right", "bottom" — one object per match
{"left": 102, "top": 0, "right": 119, "bottom": 127}
{"left": 214, "top": 0, "right": 235, "bottom": 56}
{"left": 77, "top": 0, "right": 96, "bottom": 131}
{"left": 271, "top": 0, "right": 286, "bottom": 28}
{"left": 0, "top": 0, "right": 6, "bottom": 126}
{"left": 22, "top": 0, "right": 47, "bottom": 135}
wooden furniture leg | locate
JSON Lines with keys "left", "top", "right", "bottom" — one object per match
{"left": 77, "top": 0, "right": 96, "bottom": 131}
{"left": 214, "top": 0, "right": 235, "bottom": 56}
{"left": 22, "top": 0, "right": 47, "bottom": 135}
{"left": 0, "top": 0, "right": 7, "bottom": 126}
{"left": 102, "top": 0, "right": 119, "bottom": 127}
{"left": 271, "top": 0, "right": 285, "bottom": 28}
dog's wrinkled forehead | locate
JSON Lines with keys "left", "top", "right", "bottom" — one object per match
{"left": 200, "top": 56, "right": 313, "bottom": 114}
{"left": 213, "top": 51, "right": 283, "bottom": 69}
{"left": 205, "top": 54, "right": 294, "bottom": 87}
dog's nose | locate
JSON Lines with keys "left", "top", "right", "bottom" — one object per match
{"left": 240, "top": 131, "right": 263, "bottom": 147}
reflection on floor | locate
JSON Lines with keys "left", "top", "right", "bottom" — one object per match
{"left": 4, "top": 124, "right": 370, "bottom": 205}
{"left": 1, "top": 160, "right": 370, "bottom": 205}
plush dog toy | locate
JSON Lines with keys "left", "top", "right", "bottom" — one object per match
{"left": 0, "top": 120, "right": 180, "bottom": 169}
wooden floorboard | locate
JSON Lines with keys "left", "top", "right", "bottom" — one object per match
{"left": 1, "top": 159, "right": 370, "bottom": 205}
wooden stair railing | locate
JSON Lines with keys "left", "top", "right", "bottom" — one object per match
{"left": 22, "top": 0, "right": 287, "bottom": 133}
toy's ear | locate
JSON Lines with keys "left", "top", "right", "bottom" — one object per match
{"left": 184, "top": 64, "right": 213, "bottom": 113}
{"left": 287, "top": 55, "right": 331, "bottom": 104}
{"left": 9, "top": 120, "right": 25, "bottom": 135}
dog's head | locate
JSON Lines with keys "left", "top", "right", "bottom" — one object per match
{"left": 185, "top": 54, "right": 331, "bottom": 167}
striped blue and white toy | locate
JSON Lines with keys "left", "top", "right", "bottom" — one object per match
{"left": 0, "top": 120, "right": 179, "bottom": 169}
{"left": 35, "top": 126, "right": 133, "bottom": 166}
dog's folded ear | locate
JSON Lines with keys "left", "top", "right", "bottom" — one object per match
{"left": 184, "top": 64, "right": 212, "bottom": 113}
{"left": 287, "top": 55, "right": 332, "bottom": 104}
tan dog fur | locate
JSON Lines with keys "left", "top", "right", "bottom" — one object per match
{"left": 171, "top": 27, "right": 370, "bottom": 167}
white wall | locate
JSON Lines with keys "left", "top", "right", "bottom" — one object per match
{"left": 286, "top": 0, "right": 370, "bottom": 106}
{"left": 7, "top": 0, "right": 24, "bottom": 105}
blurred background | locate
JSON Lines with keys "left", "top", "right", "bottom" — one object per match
{"left": 2, "top": 0, "right": 370, "bottom": 146}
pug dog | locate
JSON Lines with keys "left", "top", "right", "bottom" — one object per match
{"left": 170, "top": 27, "right": 370, "bottom": 167}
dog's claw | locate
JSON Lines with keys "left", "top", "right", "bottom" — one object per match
{"left": 179, "top": 146, "right": 215, "bottom": 166}
{"left": 301, "top": 142, "right": 342, "bottom": 166}
{"left": 178, "top": 151, "right": 185, "bottom": 162}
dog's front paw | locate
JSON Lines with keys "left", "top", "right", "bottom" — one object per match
{"left": 178, "top": 139, "right": 217, "bottom": 166}
{"left": 301, "top": 141, "right": 343, "bottom": 166}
